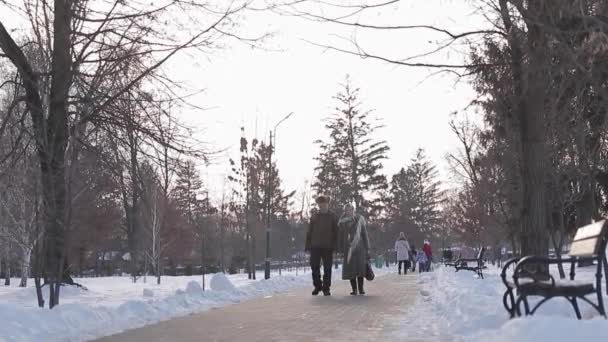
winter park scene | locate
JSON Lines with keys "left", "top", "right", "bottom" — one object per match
{"left": 2, "top": 0, "right": 608, "bottom": 341}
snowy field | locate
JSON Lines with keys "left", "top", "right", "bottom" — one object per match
{"left": 395, "top": 264, "right": 608, "bottom": 342}
{"left": 0, "top": 266, "right": 394, "bottom": 342}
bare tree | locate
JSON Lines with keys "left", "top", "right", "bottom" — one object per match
{"left": 280, "top": 0, "right": 608, "bottom": 258}
{"left": 0, "top": 0, "right": 266, "bottom": 308}
{"left": 0, "top": 155, "right": 42, "bottom": 287}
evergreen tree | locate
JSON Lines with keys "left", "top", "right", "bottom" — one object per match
{"left": 172, "top": 159, "right": 204, "bottom": 222}
{"left": 254, "top": 141, "right": 296, "bottom": 220}
{"left": 313, "top": 76, "right": 389, "bottom": 217}
{"left": 387, "top": 149, "right": 444, "bottom": 244}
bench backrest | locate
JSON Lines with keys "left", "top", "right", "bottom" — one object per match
{"left": 569, "top": 220, "right": 608, "bottom": 257}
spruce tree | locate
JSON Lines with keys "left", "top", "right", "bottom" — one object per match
{"left": 172, "top": 160, "right": 204, "bottom": 222}
{"left": 313, "top": 76, "right": 389, "bottom": 217}
{"left": 387, "top": 149, "right": 443, "bottom": 243}
{"left": 254, "top": 141, "right": 295, "bottom": 220}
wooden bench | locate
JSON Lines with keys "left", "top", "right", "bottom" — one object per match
{"left": 444, "top": 252, "right": 460, "bottom": 267}
{"left": 501, "top": 220, "right": 608, "bottom": 319}
{"left": 452, "top": 247, "right": 486, "bottom": 279}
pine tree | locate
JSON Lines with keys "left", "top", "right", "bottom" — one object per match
{"left": 313, "top": 76, "right": 389, "bottom": 217}
{"left": 172, "top": 160, "right": 204, "bottom": 222}
{"left": 387, "top": 149, "right": 444, "bottom": 244}
{"left": 254, "top": 141, "right": 295, "bottom": 220}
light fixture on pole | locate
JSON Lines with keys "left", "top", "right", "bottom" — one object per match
{"left": 265, "top": 112, "right": 295, "bottom": 280}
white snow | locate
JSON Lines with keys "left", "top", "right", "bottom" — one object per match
{"left": 394, "top": 264, "right": 608, "bottom": 342}
{"left": 10, "top": 262, "right": 604, "bottom": 342}
{"left": 0, "top": 266, "right": 394, "bottom": 342}
{"left": 209, "top": 273, "right": 236, "bottom": 292}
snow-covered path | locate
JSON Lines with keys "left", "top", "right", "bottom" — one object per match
{"left": 0, "top": 267, "right": 398, "bottom": 341}
{"left": 95, "top": 273, "right": 419, "bottom": 342}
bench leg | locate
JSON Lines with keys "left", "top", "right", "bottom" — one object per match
{"left": 597, "top": 289, "right": 607, "bottom": 318}
{"left": 570, "top": 297, "right": 582, "bottom": 320}
{"left": 503, "top": 289, "right": 516, "bottom": 318}
{"left": 604, "top": 256, "right": 608, "bottom": 296}
{"left": 515, "top": 296, "right": 530, "bottom": 316}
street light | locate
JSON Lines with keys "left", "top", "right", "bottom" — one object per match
{"left": 265, "top": 112, "right": 295, "bottom": 280}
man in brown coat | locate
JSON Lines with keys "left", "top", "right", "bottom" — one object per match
{"left": 305, "top": 195, "right": 339, "bottom": 296}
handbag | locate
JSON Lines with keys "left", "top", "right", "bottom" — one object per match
{"left": 365, "top": 261, "right": 375, "bottom": 281}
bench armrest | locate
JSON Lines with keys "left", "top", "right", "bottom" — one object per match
{"left": 514, "top": 256, "right": 553, "bottom": 288}
{"left": 500, "top": 257, "right": 520, "bottom": 288}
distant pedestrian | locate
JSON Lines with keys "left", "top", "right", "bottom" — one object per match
{"left": 415, "top": 250, "right": 428, "bottom": 274}
{"left": 338, "top": 203, "right": 370, "bottom": 296}
{"left": 305, "top": 195, "right": 339, "bottom": 296}
{"left": 423, "top": 240, "right": 433, "bottom": 272}
{"left": 394, "top": 233, "right": 411, "bottom": 275}
{"left": 410, "top": 245, "right": 417, "bottom": 272}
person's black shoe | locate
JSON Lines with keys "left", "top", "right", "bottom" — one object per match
{"left": 350, "top": 291, "right": 357, "bottom": 295}
{"left": 359, "top": 291, "right": 366, "bottom": 295}
{"left": 323, "top": 289, "right": 331, "bottom": 296}
{"left": 312, "top": 288, "right": 321, "bottom": 296}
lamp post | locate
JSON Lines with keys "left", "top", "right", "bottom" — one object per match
{"left": 265, "top": 112, "right": 294, "bottom": 280}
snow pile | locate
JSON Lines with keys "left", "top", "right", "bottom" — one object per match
{"left": 185, "top": 281, "right": 203, "bottom": 296}
{"left": 209, "top": 273, "right": 236, "bottom": 292}
{"left": 395, "top": 265, "right": 608, "bottom": 341}
{"left": 0, "top": 265, "right": 394, "bottom": 342}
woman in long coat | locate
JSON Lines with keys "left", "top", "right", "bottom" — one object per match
{"left": 394, "top": 232, "right": 411, "bottom": 275}
{"left": 338, "top": 203, "right": 370, "bottom": 295}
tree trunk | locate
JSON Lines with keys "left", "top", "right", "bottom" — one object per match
{"left": 201, "top": 231, "right": 206, "bottom": 291}
{"left": 42, "top": 0, "right": 73, "bottom": 309}
{"left": 519, "top": 6, "right": 549, "bottom": 260}
{"left": 251, "top": 231, "right": 256, "bottom": 280}
{"left": 220, "top": 218, "right": 225, "bottom": 273}
{"left": 156, "top": 255, "right": 161, "bottom": 285}
{"left": 246, "top": 232, "right": 252, "bottom": 279}
{"left": 551, "top": 230, "right": 566, "bottom": 279}
{"left": 4, "top": 243, "right": 10, "bottom": 286}
{"left": 33, "top": 248, "right": 44, "bottom": 307}
{"left": 19, "top": 247, "right": 32, "bottom": 287}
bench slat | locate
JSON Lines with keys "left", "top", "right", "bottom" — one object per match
{"left": 569, "top": 220, "right": 607, "bottom": 256}
{"left": 570, "top": 238, "right": 601, "bottom": 257}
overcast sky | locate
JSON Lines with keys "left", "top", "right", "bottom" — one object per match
{"left": 0, "top": 0, "right": 489, "bottom": 205}
{"left": 168, "top": 1, "right": 489, "bottom": 203}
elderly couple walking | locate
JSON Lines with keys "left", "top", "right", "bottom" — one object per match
{"left": 305, "top": 195, "right": 370, "bottom": 296}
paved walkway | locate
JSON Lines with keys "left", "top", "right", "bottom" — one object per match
{"left": 96, "top": 273, "right": 420, "bottom": 342}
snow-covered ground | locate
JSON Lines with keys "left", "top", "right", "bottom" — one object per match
{"left": 0, "top": 266, "right": 394, "bottom": 342}
{"left": 394, "top": 264, "right": 608, "bottom": 342}
{"left": 0, "top": 270, "right": 292, "bottom": 309}
{"left": 5, "top": 262, "right": 605, "bottom": 342}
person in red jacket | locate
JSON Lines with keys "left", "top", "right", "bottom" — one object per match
{"left": 422, "top": 240, "right": 433, "bottom": 272}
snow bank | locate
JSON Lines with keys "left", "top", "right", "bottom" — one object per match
{"left": 209, "top": 273, "right": 236, "bottom": 292}
{"left": 395, "top": 265, "right": 608, "bottom": 341}
{"left": 0, "top": 266, "right": 393, "bottom": 342}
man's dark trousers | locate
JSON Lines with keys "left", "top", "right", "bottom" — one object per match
{"left": 310, "top": 248, "right": 333, "bottom": 291}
